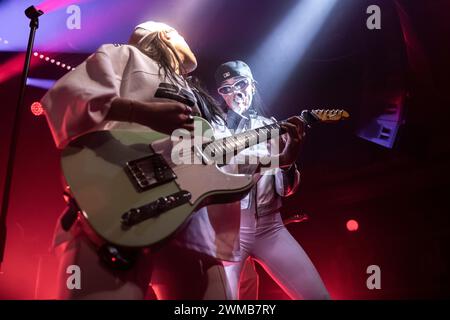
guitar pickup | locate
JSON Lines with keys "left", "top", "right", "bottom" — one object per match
{"left": 126, "top": 154, "right": 176, "bottom": 192}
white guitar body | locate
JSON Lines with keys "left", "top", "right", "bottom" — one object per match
{"left": 61, "top": 117, "right": 253, "bottom": 248}
{"left": 61, "top": 109, "right": 349, "bottom": 248}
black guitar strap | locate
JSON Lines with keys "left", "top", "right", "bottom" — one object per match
{"left": 192, "top": 87, "right": 211, "bottom": 121}
{"left": 60, "top": 192, "right": 138, "bottom": 270}
{"left": 60, "top": 192, "right": 80, "bottom": 231}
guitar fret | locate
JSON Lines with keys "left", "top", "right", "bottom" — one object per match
{"left": 236, "top": 135, "right": 246, "bottom": 150}
{"left": 203, "top": 122, "right": 286, "bottom": 161}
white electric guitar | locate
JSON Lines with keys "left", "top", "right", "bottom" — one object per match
{"left": 61, "top": 109, "right": 349, "bottom": 247}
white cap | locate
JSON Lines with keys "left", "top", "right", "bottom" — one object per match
{"left": 134, "top": 21, "right": 174, "bottom": 33}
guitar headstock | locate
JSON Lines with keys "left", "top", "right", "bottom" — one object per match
{"left": 309, "top": 109, "right": 350, "bottom": 123}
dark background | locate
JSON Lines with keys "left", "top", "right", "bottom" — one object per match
{"left": 1, "top": 0, "right": 449, "bottom": 299}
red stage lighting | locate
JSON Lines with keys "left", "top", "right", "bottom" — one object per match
{"left": 32, "top": 52, "right": 74, "bottom": 71}
{"left": 346, "top": 219, "right": 359, "bottom": 232}
{"left": 30, "top": 102, "right": 44, "bottom": 116}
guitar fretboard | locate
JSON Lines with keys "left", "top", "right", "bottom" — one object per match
{"left": 199, "top": 109, "right": 348, "bottom": 161}
{"left": 203, "top": 122, "right": 286, "bottom": 160}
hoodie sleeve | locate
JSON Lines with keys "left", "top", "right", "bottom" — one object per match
{"left": 274, "top": 163, "right": 301, "bottom": 197}
{"left": 41, "top": 45, "right": 122, "bottom": 149}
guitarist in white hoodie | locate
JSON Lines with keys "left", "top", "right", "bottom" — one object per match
{"left": 41, "top": 21, "right": 237, "bottom": 300}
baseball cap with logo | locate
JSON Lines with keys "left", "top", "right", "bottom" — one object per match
{"left": 214, "top": 60, "right": 254, "bottom": 87}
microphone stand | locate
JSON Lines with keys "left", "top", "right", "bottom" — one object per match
{"left": 0, "top": 6, "right": 44, "bottom": 270}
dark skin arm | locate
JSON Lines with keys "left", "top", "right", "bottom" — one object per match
{"left": 106, "top": 97, "right": 194, "bottom": 135}
{"left": 278, "top": 116, "right": 305, "bottom": 169}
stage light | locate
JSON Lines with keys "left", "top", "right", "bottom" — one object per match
{"left": 30, "top": 102, "right": 44, "bottom": 116}
{"left": 36, "top": 0, "right": 86, "bottom": 15}
{"left": 0, "top": 53, "right": 40, "bottom": 83}
{"left": 249, "top": 0, "right": 338, "bottom": 106}
{"left": 0, "top": 37, "right": 9, "bottom": 46}
{"left": 32, "top": 52, "right": 74, "bottom": 71}
{"left": 346, "top": 219, "right": 359, "bottom": 232}
{"left": 26, "top": 77, "right": 56, "bottom": 90}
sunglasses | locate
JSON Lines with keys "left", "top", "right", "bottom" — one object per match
{"left": 217, "top": 78, "right": 251, "bottom": 95}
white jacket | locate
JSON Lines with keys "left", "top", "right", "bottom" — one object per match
{"left": 41, "top": 44, "right": 241, "bottom": 261}
{"left": 212, "top": 111, "right": 301, "bottom": 217}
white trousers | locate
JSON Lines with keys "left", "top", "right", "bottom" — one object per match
{"left": 224, "top": 212, "right": 330, "bottom": 300}
{"left": 51, "top": 216, "right": 231, "bottom": 300}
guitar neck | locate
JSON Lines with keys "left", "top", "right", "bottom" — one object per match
{"left": 203, "top": 114, "right": 306, "bottom": 159}
{"left": 202, "top": 109, "right": 349, "bottom": 160}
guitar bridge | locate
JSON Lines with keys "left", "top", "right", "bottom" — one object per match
{"left": 126, "top": 154, "right": 176, "bottom": 192}
{"left": 121, "top": 190, "right": 191, "bottom": 227}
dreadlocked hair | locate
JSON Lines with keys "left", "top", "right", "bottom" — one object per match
{"left": 186, "top": 76, "right": 226, "bottom": 125}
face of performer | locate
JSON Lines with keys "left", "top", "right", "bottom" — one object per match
{"left": 218, "top": 76, "right": 255, "bottom": 115}
{"left": 159, "top": 28, "right": 197, "bottom": 74}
